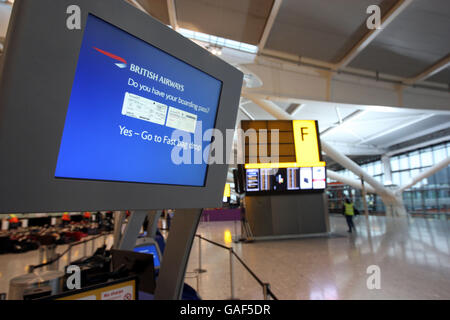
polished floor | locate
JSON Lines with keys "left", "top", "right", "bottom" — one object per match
{"left": 0, "top": 216, "right": 449, "bottom": 299}
{"left": 184, "top": 215, "right": 450, "bottom": 300}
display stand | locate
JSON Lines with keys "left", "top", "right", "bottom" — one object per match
{"left": 245, "top": 193, "right": 330, "bottom": 240}
{"left": 155, "top": 209, "right": 202, "bottom": 300}
{"left": 0, "top": 0, "right": 242, "bottom": 301}
{"left": 117, "top": 209, "right": 202, "bottom": 300}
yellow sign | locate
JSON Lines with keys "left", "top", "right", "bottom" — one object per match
{"left": 56, "top": 279, "right": 136, "bottom": 300}
{"left": 245, "top": 120, "right": 326, "bottom": 169}
{"left": 223, "top": 183, "right": 231, "bottom": 198}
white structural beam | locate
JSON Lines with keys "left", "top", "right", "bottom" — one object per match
{"left": 241, "top": 61, "right": 450, "bottom": 112}
{"left": 242, "top": 93, "right": 291, "bottom": 120}
{"left": 258, "top": 0, "right": 283, "bottom": 53}
{"left": 0, "top": 2, "right": 12, "bottom": 39}
{"left": 127, "top": 0, "right": 148, "bottom": 14}
{"left": 327, "top": 170, "right": 376, "bottom": 194}
{"left": 335, "top": 0, "right": 413, "bottom": 70}
{"left": 321, "top": 141, "right": 386, "bottom": 156}
{"left": 239, "top": 105, "right": 255, "bottom": 120}
{"left": 321, "top": 141, "right": 395, "bottom": 200}
{"left": 403, "top": 54, "right": 450, "bottom": 85}
{"left": 321, "top": 110, "right": 368, "bottom": 138}
{"left": 397, "top": 157, "right": 450, "bottom": 193}
{"left": 167, "top": 0, "right": 179, "bottom": 30}
{"left": 356, "top": 113, "right": 435, "bottom": 145}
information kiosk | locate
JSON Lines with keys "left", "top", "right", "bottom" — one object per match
{"left": 0, "top": 0, "right": 243, "bottom": 299}
{"left": 240, "top": 120, "right": 330, "bottom": 239}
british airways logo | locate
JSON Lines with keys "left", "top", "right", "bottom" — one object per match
{"left": 93, "top": 47, "right": 127, "bottom": 69}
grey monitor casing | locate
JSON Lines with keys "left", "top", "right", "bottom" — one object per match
{"left": 134, "top": 238, "right": 163, "bottom": 269}
{"left": 0, "top": 0, "right": 243, "bottom": 213}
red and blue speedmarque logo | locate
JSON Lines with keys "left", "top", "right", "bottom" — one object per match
{"left": 93, "top": 47, "right": 127, "bottom": 69}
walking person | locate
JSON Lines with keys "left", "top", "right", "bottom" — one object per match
{"left": 343, "top": 198, "right": 356, "bottom": 233}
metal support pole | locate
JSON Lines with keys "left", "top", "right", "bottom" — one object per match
{"left": 38, "top": 246, "right": 44, "bottom": 264}
{"left": 263, "top": 283, "right": 269, "bottom": 300}
{"left": 229, "top": 247, "right": 235, "bottom": 300}
{"left": 54, "top": 253, "right": 60, "bottom": 271}
{"left": 194, "top": 236, "right": 207, "bottom": 273}
{"left": 91, "top": 238, "right": 95, "bottom": 255}
{"left": 196, "top": 273, "right": 199, "bottom": 293}
{"left": 44, "top": 246, "right": 49, "bottom": 271}
{"left": 68, "top": 247, "right": 72, "bottom": 265}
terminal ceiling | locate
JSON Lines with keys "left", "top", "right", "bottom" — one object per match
{"left": 0, "top": 0, "right": 449, "bottom": 160}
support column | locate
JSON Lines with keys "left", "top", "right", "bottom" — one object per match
{"left": 112, "top": 211, "right": 126, "bottom": 249}
{"left": 382, "top": 155, "right": 393, "bottom": 185}
{"left": 118, "top": 211, "right": 147, "bottom": 250}
{"left": 146, "top": 210, "right": 163, "bottom": 239}
{"left": 155, "top": 209, "right": 202, "bottom": 300}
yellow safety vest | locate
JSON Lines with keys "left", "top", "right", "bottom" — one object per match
{"left": 344, "top": 203, "right": 354, "bottom": 216}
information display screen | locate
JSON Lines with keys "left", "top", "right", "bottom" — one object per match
{"left": 245, "top": 166, "right": 326, "bottom": 194}
{"left": 134, "top": 244, "right": 161, "bottom": 268}
{"left": 55, "top": 14, "right": 222, "bottom": 186}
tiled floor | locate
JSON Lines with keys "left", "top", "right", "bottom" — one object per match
{"left": 184, "top": 215, "right": 450, "bottom": 300}
{"left": 1, "top": 216, "right": 449, "bottom": 300}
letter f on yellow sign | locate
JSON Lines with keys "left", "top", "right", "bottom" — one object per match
{"left": 292, "top": 120, "right": 326, "bottom": 167}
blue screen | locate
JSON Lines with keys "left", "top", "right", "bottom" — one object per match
{"left": 134, "top": 244, "right": 160, "bottom": 268}
{"left": 55, "top": 14, "right": 222, "bottom": 186}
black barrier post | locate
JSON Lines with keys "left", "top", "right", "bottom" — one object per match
{"left": 229, "top": 247, "right": 235, "bottom": 300}
{"left": 194, "top": 236, "right": 207, "bottom": 273}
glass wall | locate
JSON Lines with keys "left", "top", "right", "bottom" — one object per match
{"left": 390, "top": 142, "right": 450, "bottom": 215}
{"left": 327, "top": 159, "right": 386, "bottom": 214}
{"left": 328, "top": 141, "right": 450, "bottom": 216}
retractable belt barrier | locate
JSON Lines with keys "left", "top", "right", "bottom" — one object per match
{"left": 193, "top": 234, "right": 278, "bottom": 300}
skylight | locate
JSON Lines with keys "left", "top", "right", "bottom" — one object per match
{"left": 177, "top": 28, "right": 258, "bottom": 54}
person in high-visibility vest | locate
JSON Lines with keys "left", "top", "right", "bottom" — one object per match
{"left": 8, "top": 214, "right": 20, "bottom": 230}
{"left": 343, "top": 198, "right": 356, "bottom": 233}
{"left": 62, "top": 212, "right": 71, "bottom": 226}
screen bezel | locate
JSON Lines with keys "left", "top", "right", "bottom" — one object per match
{"left": 0, "top": 0, "right": 243, "bottom": 213}
{"left": 54, "top": 13, "right": 223, "bottom": 188}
